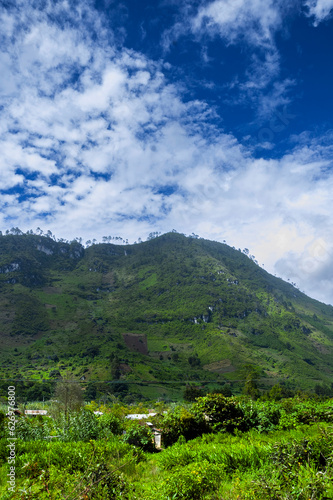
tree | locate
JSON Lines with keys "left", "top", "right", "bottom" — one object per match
{"left": 183, "top": 385, "right": 205, "bottom": 402}
{"left": 110, "top": 354, "right": 121, "bottom": 380}
{"left": 314, "top": 383, "right": 333, "bottom": 397}
{"left": 122, "top": 421, "right": 155, "bottom": 452}
{"left": 188, "top": 354, "right": 201, "bottom": 367}
{"left": 216, "top": 384, "right": 233, "bottom": 397}
{"left": 54, "top": 379, "right": 83, "bottom": 418}
{"left": 193, "top": 394, "right": 245, "bottom": 432}
{"left": 241, "top": 364, "right": 261, "bottom": 399}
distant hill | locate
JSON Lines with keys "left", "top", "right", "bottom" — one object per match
{"left": 0, "top": 231, "right": 333, "bottom": 401}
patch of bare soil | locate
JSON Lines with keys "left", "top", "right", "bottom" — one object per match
{"left": 203, "top": 359, "right": 236, "bottom": 373}
{"left": 122, "top": 333, "right": 148, "bottom": 354}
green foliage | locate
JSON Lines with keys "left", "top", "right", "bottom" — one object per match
{"left": 240, "top": 400, "right": 281, "bottom": 433}
{"left": 183, "top": 385, "right": 205, "bottom": 402}
{"left": 0, "top": 411, "right": 5, "bottom": 434}
{"left": 122, "top": 421, "right": 155, "bottom": 452}
{"left": 98, "top": 413, "right": 124, "bottom": 436}
{"left": 63, "top": 408, "right": 100, "bottom": 441}
{"left": 1, "top": 231, "right": 333, "bottom": 401}
{"left": 54, "top": 379, "right": 84, "bottom": 415}
{"left": 0, "top": 439, "right": 134, "bottom": 499}
{"left": 12, "top": 294, "right": 49, "bottom": 336}
{"left": 160, "top": 406, "right": 210, "bottom": 446}
{"left": 194, "top": 394, "right": 245, "bottom": 432}
{"left": 24, "top": 381, "right": 54, "bottom": 401}
{"left": 160, "top": 460, "right": 224, "bottom": 499}
{"left": 277, "top": 398, "right": 333, "bottom": 429}
{"left": 263, "top": 383, "right": 294, "bottom": 401}
{"left": 16, "top": 415, "right": 51, "bottom": 440}
{"left": 216, "top": 384, "right": 233, "bottom": 397}
{"left": 251, "top": 430, "right": 333, "bottom": 499}
{"left": 1, "top": 398, "right": 333, "bottom": 499}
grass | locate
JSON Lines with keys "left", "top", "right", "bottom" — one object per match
{"left": 129, "top": 424, "right": 333, "bottom": 499}
{"left": 1, "top": 395, "right": 333, "bottom": 498}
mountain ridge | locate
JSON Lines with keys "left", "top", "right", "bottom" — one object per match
{"left": 0, "top": 231, "right": 332, "bottom": 400}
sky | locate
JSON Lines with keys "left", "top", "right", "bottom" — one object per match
{"left": 0, "top": 0, "right": 333, "bottom": 304}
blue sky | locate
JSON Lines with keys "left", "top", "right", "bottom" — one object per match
{"left": 1, "top": 0, "right": 333, "bottom": 304}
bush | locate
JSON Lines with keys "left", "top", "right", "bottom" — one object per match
{"left": 98, "top": 413, "right": 124, "bottom": 436}
{"left": 65, "top": 408, "right": 100, "bottom": 441}
{"left": 161, "top": 461, "right": 225, "bottom": 499}
{"left": 241, "top": 400, "right": 281, "bottom": 432}
{"left": 16, "top": 415, "right": 51, "bottom": 440}
{"left": 270, "top": 435, "right": 332, "bottom": 473}
{"left": 122, "top": 421, "right": 156, "bottom": 452}
{"left": 194, "top": 394, "right": 245, "bottom": 432}
{"left": 0, "top": 411, "right": 5, "bottom": 434}
{"left": 10, "top": 440, "right": 132, "bottom": 499}
{"left": 160, "top": 406, "right": 210, "bottom": 447}
{"left": 183, "top": 385, "right": 205, "bottom": 402}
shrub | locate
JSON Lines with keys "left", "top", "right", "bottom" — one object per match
{"left": 270, "top": 435, "right": 332, "bottom": 473}
{"left": 122, "top": 421, "right": 156, "bottom": 452}
{"left": 194, "top": 394, "right": 245, "bottom": 432}
{"left": 65, "top": 408, "right": 100, "bottom": 441}
{"left": 0, "top": 411, "right": 5, "bottom": 434}
{"left": 98, "top": 413, "right": 124, "bottom": 436}
{"left": 161, "top": 460, "right": 225, "bottom": 499}
{"left": 183, "top": 385, "right": 205, "bottom": 402}
{"left": 241, "top": 401, "right": 281, "bottom": 432}
{"left": 16, "top": 415, "right": 50, "bottom": 440}
{"left": 75, "top": 462, "right": 129, "bottom": 499}
{"left": 160, "top": 406, "right": 210, "bottom": 447}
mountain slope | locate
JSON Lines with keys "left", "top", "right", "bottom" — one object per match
{"left": 0, "top": 232, "right": 333, "bottom": 400}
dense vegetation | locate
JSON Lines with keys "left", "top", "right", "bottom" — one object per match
{"left": 0, "top": 393, "right": 332, "bottom": 499}
{"left": 1, "top": 230, "right": 333, "bottom": 400}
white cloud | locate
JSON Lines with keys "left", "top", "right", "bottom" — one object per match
{"left": 162, "top": 0, "right": 297, "bottom": 119}
{"left": 191, "top": 0, "right": 285, "bottom": 47}
{"left": 305, "top": 0, "right": 333, "bottom": 25}
{"left": 1, "top": 1, "right": 333, "bottom": 305}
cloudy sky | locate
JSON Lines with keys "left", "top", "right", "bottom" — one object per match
{"left": 0, "top": 0, "right": 333, "bottom": 304}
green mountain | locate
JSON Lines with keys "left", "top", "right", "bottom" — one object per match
{"left": 1, "top": 231, "right": 333, "bottom": 400}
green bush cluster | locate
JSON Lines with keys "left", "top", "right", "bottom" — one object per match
{"left": 249, "top": 430, "right": 333, "bottom": 499}
{"left": 0, "top": 438, "right": 135, "bottom": 499}
{"left": 194, "top": 394, "right": 246, "bottom": 432}
{"left": 157, "top": 395, "right": 333, "bottom": 447}
{"left": 15, "top": 408, "right": 124, "bottom": 442}
{"left": 121, "top": 421, "right": 155, "bottom": 452}
{"left": 158, "top": 406, "right": 210, "bottom": 446}
{"left": 160, "top": 460, "right": 225, "bottom": 499}
{"left": 1, "top": 397, "right": 333, "bottom": 499}
{"left": 150, "top": 425, "right": 333, "bottom": 499}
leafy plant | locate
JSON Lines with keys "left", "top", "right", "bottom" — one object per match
{"left": 159, "top": 406, "right": 210, "bottom": 447}
{"left": 194, "top": 394, "right": 245, "bottom": 432}
{"left": 161, "top": 460, "right": 224, "bottom": 499}
{"left": 122, "top": 421, "right": 156, "bottom": 452}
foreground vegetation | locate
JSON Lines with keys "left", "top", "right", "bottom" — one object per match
{"left": 0, "top": 394, "right": 332, "bottom": 499}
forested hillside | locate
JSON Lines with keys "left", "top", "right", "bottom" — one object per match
{"left": 1, "top": 231, "right": 333, "bottom": 401}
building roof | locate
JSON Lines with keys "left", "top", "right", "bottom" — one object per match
{"left": 125, "top": 413, "right": 157, "bottom": 419}
{"left": 25, "top": 410, "right": 48, "bottom": 415}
